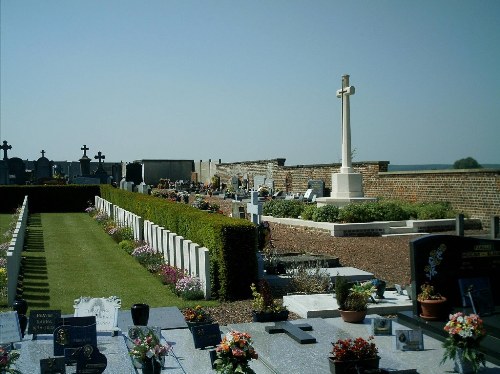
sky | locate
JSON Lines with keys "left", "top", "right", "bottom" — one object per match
{"left": 1, "top": 0, "right": 499, "bottom": 166}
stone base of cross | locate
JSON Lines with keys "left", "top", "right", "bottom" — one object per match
{"left": 246, "top": 191, "right": 262, "bottom": 225}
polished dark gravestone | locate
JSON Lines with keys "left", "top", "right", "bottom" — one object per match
{"left": 265, "top": 321, "right": 316, "bottom": 344}
{"left": 399, "top": 234, "right": 500, "bottom": 365}
{"left": 28, "top": 310, "right": 61, "bottom": 339}
{"left": 53, "top": 316, "right": 97, "bottom": 364}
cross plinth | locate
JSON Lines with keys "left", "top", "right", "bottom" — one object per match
{"left": 336, "top": 74, "right": 355, "bottom": 174}
{"left": 1, "top": 141, "right": 12, "bottom": 161}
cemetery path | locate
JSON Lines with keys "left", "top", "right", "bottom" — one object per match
{"left": 19, "top": 213, "right": 188, "bottom": 314}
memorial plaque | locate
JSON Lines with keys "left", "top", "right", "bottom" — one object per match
{"left": 29, "top": 310, "right": 62, "bottom": 336}
{"left": 75, "top": 345, "right": 107, "bottom": 374}
{"left": 40, "top": 357, "right": 66, "bottom": 374}
{"left": 191, "top": 323, "right": 221, "bottom": 349}
{"left": 0, "top": 311, "right": 22, "bottom": 344}
{"left": 54, "top": 316, "right": 97, "bottom": 363}
{"left": 372, "top": 317, "right": 392, "bottom": 336}
{"left": 395, "top": 329, "right": 424, "bottom": 351}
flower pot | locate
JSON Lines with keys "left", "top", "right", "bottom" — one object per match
{"left": 252, "top": 310, "right": 289, "bottom": 323}
{"left": 419, "top": 297, "right": 447, "bottom": 321}
{"left": 454, "top": 348, "right": 475, "bottom": 374}
{"left": 339, "top": 310, "right": 367, "bottom": 323}
{"left": 142, "top": 358, "right": 162, "bottom": 374}
{"left": 328, "top": 356, "right": 380, "bottom": 374}
{"left": 131, "top": 303, "right": 150, "bottom": 326}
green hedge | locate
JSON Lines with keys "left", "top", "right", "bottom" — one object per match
{"left": 0, "top": 185, "right": 100, "bottom": 213}
{"left": 99, "top": 185, "right": 257, "bottom": 300}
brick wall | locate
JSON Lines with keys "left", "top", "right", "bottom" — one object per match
{"left": 215, "top": 159, "right": 500, "bottom": 229}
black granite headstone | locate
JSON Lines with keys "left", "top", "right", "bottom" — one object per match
{"left": 40, "top": 357, "right": 66, "bottom": 374}
{"left": 307, "top": 180, "right": 325, "bottom": 198}
{"left": 75, "top": 345, "right": 107, "bottom": 373}
{"left": 54, "top": 316, "right": 97, "bottom": 363}
{"left": 28, "top": 310, "right": 61, "bottom": 337}
{"left": 191, "top": 323, "right": 221, "bottom": 349}
{"left": 409, "top": 234, "right": 500, "bottom": 316}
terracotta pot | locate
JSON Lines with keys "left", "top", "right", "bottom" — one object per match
{"left": 339, "top": 310, "right": 367, "bottom": 323}
{"left": 419, "top": 297, "right": 447, "bottom": 320}
{"left": 328, "top": 356, "right": 380, "bottom": 374}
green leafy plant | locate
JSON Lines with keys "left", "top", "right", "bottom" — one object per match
{"left": 344, "top": 282, "right": 376, "bottom": 312}
{"left": 288, "top": 264, "right": 331, "bottom": 294}
{"left": 250, "top": 280, "right": 286, "bottom": 313}
{"left": 417, "top": 283, "right": 443, "bottom": 301}
{"left": 312, "top": 205, "right": 339, "bottom": 222}
{"left": 335, "top": 275, "right": 351, "bottom": 311}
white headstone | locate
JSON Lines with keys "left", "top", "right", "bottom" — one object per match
{"left": 246, "top": 191, "right": 262, "bottom": 225}
{"left": 73, "top": 296, "right": 121, "bottom": 332}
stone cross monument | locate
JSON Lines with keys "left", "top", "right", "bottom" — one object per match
{"left": 79, "top": 144, "right": 91, "bottom": 176}
{"left": 1, "top": 141, "right": 12, "bottom": 161}
{"left": 316, "top": 74, "right": 375, "bottom": 207}
{"left": 337, "top": 75, "right": 355, "bottom": 174}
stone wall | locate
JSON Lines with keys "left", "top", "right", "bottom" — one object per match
{"left": 214, "top": 159, "right": 500, "bottom": 229}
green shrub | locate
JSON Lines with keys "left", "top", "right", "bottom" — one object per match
{"left": 263, "top": 200, "right": 304, "bottom": 218}
{"left": 415, "top": 202, "right": 456, "bottom": 220}
{"left": 312, "top": 205, "right": 340, "bottom": 222}
{"left": 337, "top": 202, "right": 381, "bottom": 223}
{"left": 300, "top": 204, "right": 317, "bottom": 221}
{"left": 118, "top": 240, "right": 137, "bottom": 254}
{"left": 377, "top": 200, "right": 410, "bottom": 221}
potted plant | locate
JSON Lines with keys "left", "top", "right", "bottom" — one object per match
{"left": 328, "top": 336, "right": 379, "bottom": 374}
{"left": 0, "top": 346, "right": 21, "bottom": 374}
{"left": 214, "top": 330, "right": 258, "bottom": 374}
{"left": 417, "top": 283, "right": 447, "bottom": 320}
{"left": 336, "top": 277, "right": 375, "bottom": 323}
{"left": 250, "top": 280, "right": 288, "bottom": 322}
{"left": 441, "top": 312, "right": 486, "bottom": 374}
{"left": 129, "top": 328, "right": 171, "bottom": 374}
{"left": 182, "top": 305, "right": 212, "bottom": 331}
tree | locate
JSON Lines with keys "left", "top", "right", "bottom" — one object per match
{"left": 453, "top": 157, "right": 482, "bottom": 169}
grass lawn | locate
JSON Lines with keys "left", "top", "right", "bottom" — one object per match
{"left": 15, "top": 213, "right": 218, "bottom": 314}
{"left": 0, "top": 214, "right": 12, "bottom": 235}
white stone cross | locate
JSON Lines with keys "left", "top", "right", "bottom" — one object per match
{"left": 336, "top": 74, "right": 355, "bottom": 174}
{"left": 247, "top": 191, "right": 262, "bottom": 225}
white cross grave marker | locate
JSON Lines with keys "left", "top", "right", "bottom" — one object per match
{"left": 336, "top": 74, "right": 355, "bottom": 174}
{"left": 247, "top": 191, "right": 262, "bottom": 225}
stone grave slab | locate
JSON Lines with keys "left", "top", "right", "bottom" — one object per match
{"left": 117, "top": 306, "right": 186, "bottom": 332}
{"left": 73, "top": 296, "right": 121, "bottom": 332}
{"left": 15, "top": 333, "right": 136, "bottom": 373}
{"left": 161, "top": 328, "right": 274, "bottom": 374}
{"left": 0, "top": 311, "right": 22, "bottom": 344}
{"left": 284, "top": 291, "right": 412, "bottom": 319}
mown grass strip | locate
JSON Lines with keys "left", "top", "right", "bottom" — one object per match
{"left": 0, "top": 214, "right": 12, "bottom": 235}
{"left": 20, "top": 213, "right": 218, "bottom": 314}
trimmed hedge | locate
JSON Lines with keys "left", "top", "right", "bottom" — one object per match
{"left": 99, "top": 185, "right": 257, "bottom": 300}
{"left": 0, "top": 185, "right": 100, "bottom": 213}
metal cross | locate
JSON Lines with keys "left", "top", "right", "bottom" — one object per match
{"left": 94, "top": 151, "right": 105, "bottom": 164}
{"left": 81, "top": 144, "right": 89, "bottom": 157}
{"left": 41, "top": 150, "right": 46, "bottom": 158}
{"left": 1, "top": 140, "right": 12, "bottom": 160}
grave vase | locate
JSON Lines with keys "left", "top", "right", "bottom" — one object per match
{"left": 142, "top": 357, "right": 162, "bottom": 374}
{"left": 131, "top": 303, "right": 150, "bottom": 326}
{"left": 328, "top": 356, "right": 380, "bottom": 374}
{"left": 453, "top": 349, "right": 474, "bottom": 374}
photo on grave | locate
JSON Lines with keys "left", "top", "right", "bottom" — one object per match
{"left": 395, "top": 329, "right": 424, "bottom": 351}
{"left": 372, "top": 317, "right": 392, "bottom": 336}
